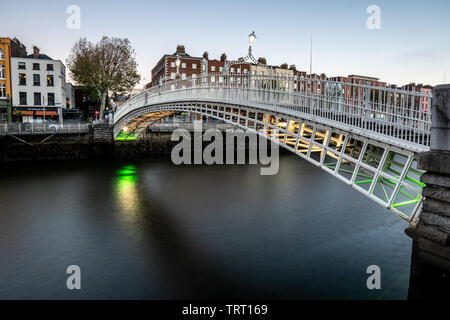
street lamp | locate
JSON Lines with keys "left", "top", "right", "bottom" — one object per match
{"left": 175, "top": 55, "right": 181, "bottom": 80}
{"left": 248, "top": 31, "right": 256, "bottom": 48}
{"left": 224, "top": 31, "right": 272, "bottom": 75}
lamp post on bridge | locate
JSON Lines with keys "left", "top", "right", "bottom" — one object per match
{"left": 175, "top": 55, "right": 181, "bottom": 79}
{"left": 248, "top": 31, "right": 256, "bottom": 57}
{"left": 224, "top": 31, "right": 273, "bottom": 75}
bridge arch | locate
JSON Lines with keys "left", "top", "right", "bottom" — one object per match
{"left": 113, "top": 74, "right": 432, "bottom": 223}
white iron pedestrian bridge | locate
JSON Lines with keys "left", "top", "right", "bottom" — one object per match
{"left": 114, "top": 74, "right": 433, "bottom": 224}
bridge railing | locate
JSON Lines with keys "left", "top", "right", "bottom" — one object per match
{"left": 115, "top": 74, "right": 432, "bottom": 149}
{"left": 148, "top": 122, "right": 237, "bottom": 132}
{"left": 0, "top": 122, "right": 89, "bottom": 135}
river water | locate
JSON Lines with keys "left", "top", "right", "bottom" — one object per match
{"left": 0, "top": 154, "right": 412, "bottom": 299}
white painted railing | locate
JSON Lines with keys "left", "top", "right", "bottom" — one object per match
{"left": 0, "top": 122, "right": 89, "bottom": 135}
{"left": 115, "top": 74, "right": 432, "bottom": 150}
{"left": 148, "top": 122, "right": 235, "bottom": 132}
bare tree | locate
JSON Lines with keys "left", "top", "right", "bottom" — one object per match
{"left": 67, "top": 37, "right": 141, "bottom": 119}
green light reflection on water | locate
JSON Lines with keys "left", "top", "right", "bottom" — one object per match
{"left": 115, "top": 165, "right": 140, "bottom": 219}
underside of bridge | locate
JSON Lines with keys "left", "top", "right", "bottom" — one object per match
{"left": 114, "top": 102, "right": 425, "bottom": 223}
{"left": 115, "top": 111, "right": 176, "bottom": 141}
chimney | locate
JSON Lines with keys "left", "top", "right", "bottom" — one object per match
{"left": 280, "top": 63, "right": 288, "bottom": 70}
{"left": 176, "top": 45, "right": 185, "bottom": 55}
{"left": 257, "top": 57, "right": 267, "bottom": 65}
{"left": 220, "top": 53, "right": 227, "bottom": 62}
{"left": 289, "top": 64, "right": 296, "bottom": 70}
{"left": 33, "top": 46, "right": 40, "bottom": 58}
{"left": 203, "top": 51, "right": 209, "bottom": 60}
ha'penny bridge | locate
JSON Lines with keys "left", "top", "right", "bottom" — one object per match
{"left": 114, "top": 72, "right": 450, "bottom": 296}
{"left": 113, "top": 74, "right": 440, "bottom": 225}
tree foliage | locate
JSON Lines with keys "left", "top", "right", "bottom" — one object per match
{"left": 67, "top": 36, "right": 141, "bottom": 119}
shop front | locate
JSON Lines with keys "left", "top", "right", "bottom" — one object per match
{"left": 12, "top": 106, "right": 60, "bottom": 123}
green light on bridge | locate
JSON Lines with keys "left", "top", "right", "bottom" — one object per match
{"left": 116, "top": 131, "right": 139, "bottom": 141}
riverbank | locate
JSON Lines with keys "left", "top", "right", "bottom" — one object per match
{"left": 0, "top": 128, "right": 283, "bottom": 162}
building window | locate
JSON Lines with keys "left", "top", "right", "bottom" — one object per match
{"left": 47, "top": 93, "right": 55, "bottom": 106}
{"left": 18, "top": 62, "right": 26, "bottom": 69}
{"left": 219, "top": 76, "right": 224, "bottom": 83}
{"left": 170, "top": 62, "right": 175, "bottom": 68}
{"left": 19, "top": 92, "right": 27, "bottom": 105}
{"left": 33, "top": 63, "right": 40, "bottom": 70}
{"left": 47, "top": 64, "right": 54, "bottom": 71}
{"left": 230, "top": 68, "right": 235, "bottom": 73}
{"left": 47, "top": 75, "right": 54, "bottom": 86}
{"left": 211, "top": 66, "right": 216, "bottom": 72}
{"left": 0, "top": 49, "right": 4, "bottom": 60}
{"left": 33, "top": 74, "right": 40, "bottom": 86}
{"left": 170, "top": 72, "right": 176, "bottom": 80}
{"left": 192, "top": 63, "right": 197, "bottom": 69}
{"left": 219, "top": 67, "right": 223, "bottom": 72}
{"left": 34, "top": 92, "right": 41, "bottom": 105}
{"left": 181, "top": 63, "right": 186, "bottom": 69}
{"left": 19, "top": 73, "right": 26, "bottom": 85}
{"left": 0, "top": 64, "right": 5, "bottom": 79}
{"left": 244, "top": 69, "right": 248, "bottom": 74}
{"left": 211, "top": 76, "right": 215, "bottom": 83}
{"left": 0, "top": 84, "right": 5, "bottom": 98}
{"left": 237, "top": 68, "right": 241, "bottom": 73}
{"left": 181, "top": 73, "right": 186, "bottom": 80}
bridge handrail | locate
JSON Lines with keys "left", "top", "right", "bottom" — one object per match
{"left": 115, "top": 74, "right": 432, "bottom": 149}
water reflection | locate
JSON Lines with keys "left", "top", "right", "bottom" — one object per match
{"left": 0, "top": 156, "right": 413, "bottom": 299}
{"left": 115, "top": 165, "right": 140, "bottom": 220}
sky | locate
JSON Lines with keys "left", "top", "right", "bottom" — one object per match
{"left": 1, "top": 0, "right": 449, "bottom": 87}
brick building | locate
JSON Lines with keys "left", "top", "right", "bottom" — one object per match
{"left": 151, "top": 45, "right": 203, "bottom": 86}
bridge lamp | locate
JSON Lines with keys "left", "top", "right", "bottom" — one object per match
{"left": 123, "top": 126, "right": 128, "bottom": 132}
{"left": 248, "top": 31, "right": 256, "bottom": 47}
{"left": 175, "top": 56, "right": 181, "bottom": 79}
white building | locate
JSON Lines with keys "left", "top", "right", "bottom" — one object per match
{"left": 65, "top": 82, "right": 75, "bottom": 109}
{"left": 11, "top": 46, "right": 66, "bottom": 122}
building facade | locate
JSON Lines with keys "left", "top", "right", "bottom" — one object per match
{"left": 0, "top": 37, "right": 27, "bottom": 122}
{"left": 151, "top": 45, "right": 203, "bottom": 86}
{"left": 65, "top": 82, "right": 75, "bottom": 109}
{"left": 11, "top": 47, "right": 66, "bottom": 122}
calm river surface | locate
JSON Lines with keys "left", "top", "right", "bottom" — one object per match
{"left": 0, "top": 154, "right": 412, "bottom": 299}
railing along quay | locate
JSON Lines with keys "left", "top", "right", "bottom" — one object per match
{"left": 0, "top": 122, "right": 89, "bottom": 135}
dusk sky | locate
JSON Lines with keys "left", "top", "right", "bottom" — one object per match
{"left": 1, "top": 0, "right": 449, "bottom": 87}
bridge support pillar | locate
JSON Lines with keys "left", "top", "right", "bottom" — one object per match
{"left": 405, "top": 84, "right": 450, "bottom": 299}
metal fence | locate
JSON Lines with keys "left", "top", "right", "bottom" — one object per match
{"left": 115, "top": 74, "right": 433, "bottom": 151}
{"left": 0, "top": 122, "right": 89, "bottom": 135}
{"left": 148, "top": 122, "right": 236, "bottom": 132}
